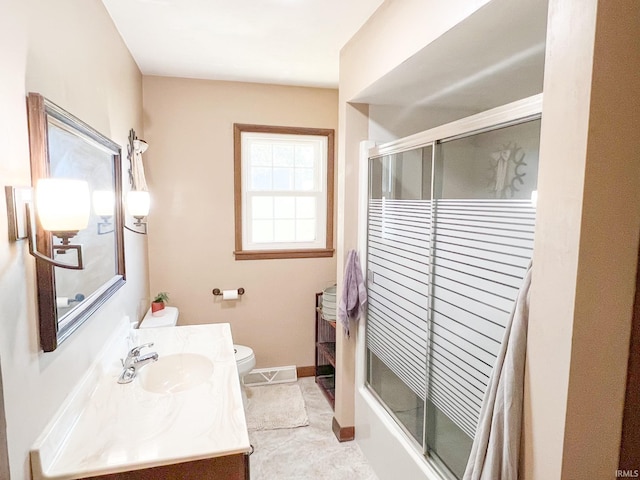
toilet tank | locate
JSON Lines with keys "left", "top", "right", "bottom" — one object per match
{"left": 139, "top": 306, "right": 179, "bottom": 328}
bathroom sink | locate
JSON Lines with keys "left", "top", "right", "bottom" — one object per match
{"left": 138, "top": 353, "right": 214, "bottom": 394}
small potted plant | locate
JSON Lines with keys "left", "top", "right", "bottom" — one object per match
{"left": 151, "top": 292, "right": 169, "bottom": 317}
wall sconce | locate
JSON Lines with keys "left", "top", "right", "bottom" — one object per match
{"left": 93, "top": 190, "right": 115, "bottom": 235}
{"left": 133, "top": 139, "right": 148, "bottom": 154}
{"left": 126, "top": 129, "right": 150, "bottom": 235}
{"left": 125, "top": 190, "right": 150, "bottom": 235}
{"left": 5, "top": 179, "right": 90, "bottom": 270}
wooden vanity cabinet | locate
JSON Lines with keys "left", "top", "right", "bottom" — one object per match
{"left": 83, "top": 453, "right": 250, "bottom": 480}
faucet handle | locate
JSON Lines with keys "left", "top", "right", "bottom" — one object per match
{"left": 129, "top": 342, "right": 154, "bottom": 357}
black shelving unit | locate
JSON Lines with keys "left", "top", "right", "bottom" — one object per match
{"left": 315, "top": 292, "right": 336, "bottom": 409}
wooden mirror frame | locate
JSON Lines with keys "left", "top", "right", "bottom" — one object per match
{"left": 27, "top": 93, "right": 126, "bottom": 352}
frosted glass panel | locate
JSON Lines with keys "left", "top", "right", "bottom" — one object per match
{"left": 366, "top": 146, "right": 432, "bottom": 443}
{"left": 365, "top": 116, "right": 540, "bottom": 480}
{"left": 425, "top": 118, "right": 540, "bottom": 477}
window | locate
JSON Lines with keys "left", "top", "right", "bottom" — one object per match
{"left": 233, "top": 124, "right": 335, "bottom": 260}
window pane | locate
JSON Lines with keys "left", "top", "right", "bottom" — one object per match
{"left": 251, "top": 167, "right": 272, "bottom": 190}
{"left": 273, "top": 167, "right": 293, "bottom": 190}
{"left": 251, "top": 196, "right": 273, "bottom": 219}
{"left": 295, "top": 145, "right": 314, "bottom": 167}
{"left": 296, "top": 197, "right": 315, "bottom": 219}
{"left": 274, "top": 197, "right": 295, "bottom": 219}
{"left": 274, "top": 219, "right": 295, "bottom": 242}
{"left": 296, "top": 219, "right": 316, "bottom": 241}
{"left": 295, "top": 168, "right": 315, "bottom": 191}
{"left": 250, "top": 143, "right": 272, "bottom": 166}
{"left": 252, "top": 220, "right": 273, "bottom": 243}
{"left": 273, "top": 145, "right": 294, "bottom": 167}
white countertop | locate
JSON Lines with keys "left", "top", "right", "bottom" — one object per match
{"left": 31, "top": 323, "right": 251, "bottom": 480}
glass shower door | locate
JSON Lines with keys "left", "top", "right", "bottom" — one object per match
{"left": 426, "top": 119, "right": 540, "bottom": 477}
{"left": 364, "top": 115, "right": 540, "bottom": 480}
{"left": 366, "top": 146, "right": 433, "bottom": 444}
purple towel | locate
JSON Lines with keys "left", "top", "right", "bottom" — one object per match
{"left": 337, "top": 250, "right": 367, "bottom": 336}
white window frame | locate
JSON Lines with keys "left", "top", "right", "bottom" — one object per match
{"left": 233, "top": 124, "right": 334, "bottom": 260}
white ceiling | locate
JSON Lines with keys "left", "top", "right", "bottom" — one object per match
{"left": 101, "top": 0, "right": 384, "bottom": 88}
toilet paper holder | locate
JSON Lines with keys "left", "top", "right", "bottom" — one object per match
{"left": 212, "top": 288, "right": 245, "bottom": 296}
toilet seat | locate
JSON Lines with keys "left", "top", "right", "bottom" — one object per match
{"left": 232, "top": 344, "right": 255, "bottom": 406}
{"left": 234, "top": 344, "right": 255, "bottom": 365}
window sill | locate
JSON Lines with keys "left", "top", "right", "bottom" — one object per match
{"left": 234, "top": 248, "right": 335, "bottom": 260}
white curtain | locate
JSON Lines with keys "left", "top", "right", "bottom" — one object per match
{"left": 131, "top": 147, "right": 148, "bottom": 191}
{"left": 463, "top": 261, "right": 533, "bottom": 480}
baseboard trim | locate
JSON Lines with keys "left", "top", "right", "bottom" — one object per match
{"left": 296, "top": 366, "right": 315, "bottom": 378}
{"left": 332, "top": 417, "right": 355, "bottom": 442}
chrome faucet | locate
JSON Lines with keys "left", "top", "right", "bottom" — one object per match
{"left": 118, "top": 342, "right": 159, "bottom": 384}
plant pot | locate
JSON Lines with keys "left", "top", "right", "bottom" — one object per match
{"left": 151, "top": 301, "right": 165, "bottom": 316}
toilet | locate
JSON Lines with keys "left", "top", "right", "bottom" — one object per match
{"left": 138, "top": 307, "right": 255, "bottom": 407}
{"left": 234, "top": 344, "right": 256, "bottom": 406}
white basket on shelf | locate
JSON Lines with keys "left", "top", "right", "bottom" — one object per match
{"left": 322, "top": 285, "right": 337, "bottom": 320}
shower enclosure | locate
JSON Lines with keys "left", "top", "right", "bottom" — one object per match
{"left": 364, "top": 98, "right": 541, "bottom": 479}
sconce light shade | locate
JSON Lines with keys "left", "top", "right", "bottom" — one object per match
{"left": 133, "top": 139, "right": 149, "bottom": 154}
{"left": 127, "top": 190, "right": 150, "bottom": 218}
{"left": 6, "top": 179, "right": 90, "bottom": 270}
{"left": 36, "top": 179, "right": 90, "bottom": 232}
{"left": 93, "top": 190, "right": 115, "bottom": 217}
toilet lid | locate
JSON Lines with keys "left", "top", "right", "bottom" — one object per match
{"left": 139, "top": 307, "right": 179, "bottom": 328}
{"left": 234, "top": 344, "right": 254, "bottom": 361}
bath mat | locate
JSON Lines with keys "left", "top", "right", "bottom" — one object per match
{"left": 245, "top": 383, "right": 309, "bottom": 431}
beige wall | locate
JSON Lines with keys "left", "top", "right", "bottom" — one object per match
{"left": 339, "top": 0, "right": 640, "bottom": 479}
{"left": 0, "top": 359, "right": 9, "bottom": 478}
{"left": 524, "top": 0, "right": 640, "bottom": 478}
{"left": 142, "top": 77, "right": 338, "bottom": 369}
{"left": 0, "top": 0, "right": 146, "bottom": 478}
{"left": 339, "top": 0, "right": 491, "bottom": 103}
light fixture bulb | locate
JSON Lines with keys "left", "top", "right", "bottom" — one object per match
{"left": 36, "top": 179, "right": 90, "bottom": 232}
{"left": 127, "top": 190, "right": 150, "bottom": 218}
{"left": 93, "top": 190, "right": 115, "bottom": 217}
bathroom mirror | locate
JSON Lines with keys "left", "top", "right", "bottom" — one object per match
{"left": 27, "top": 93, "right": 126, "bottom": 352}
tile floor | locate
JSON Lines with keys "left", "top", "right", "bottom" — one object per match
{"left": 248, "top": 377, "right": 379, "bottom": 480}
